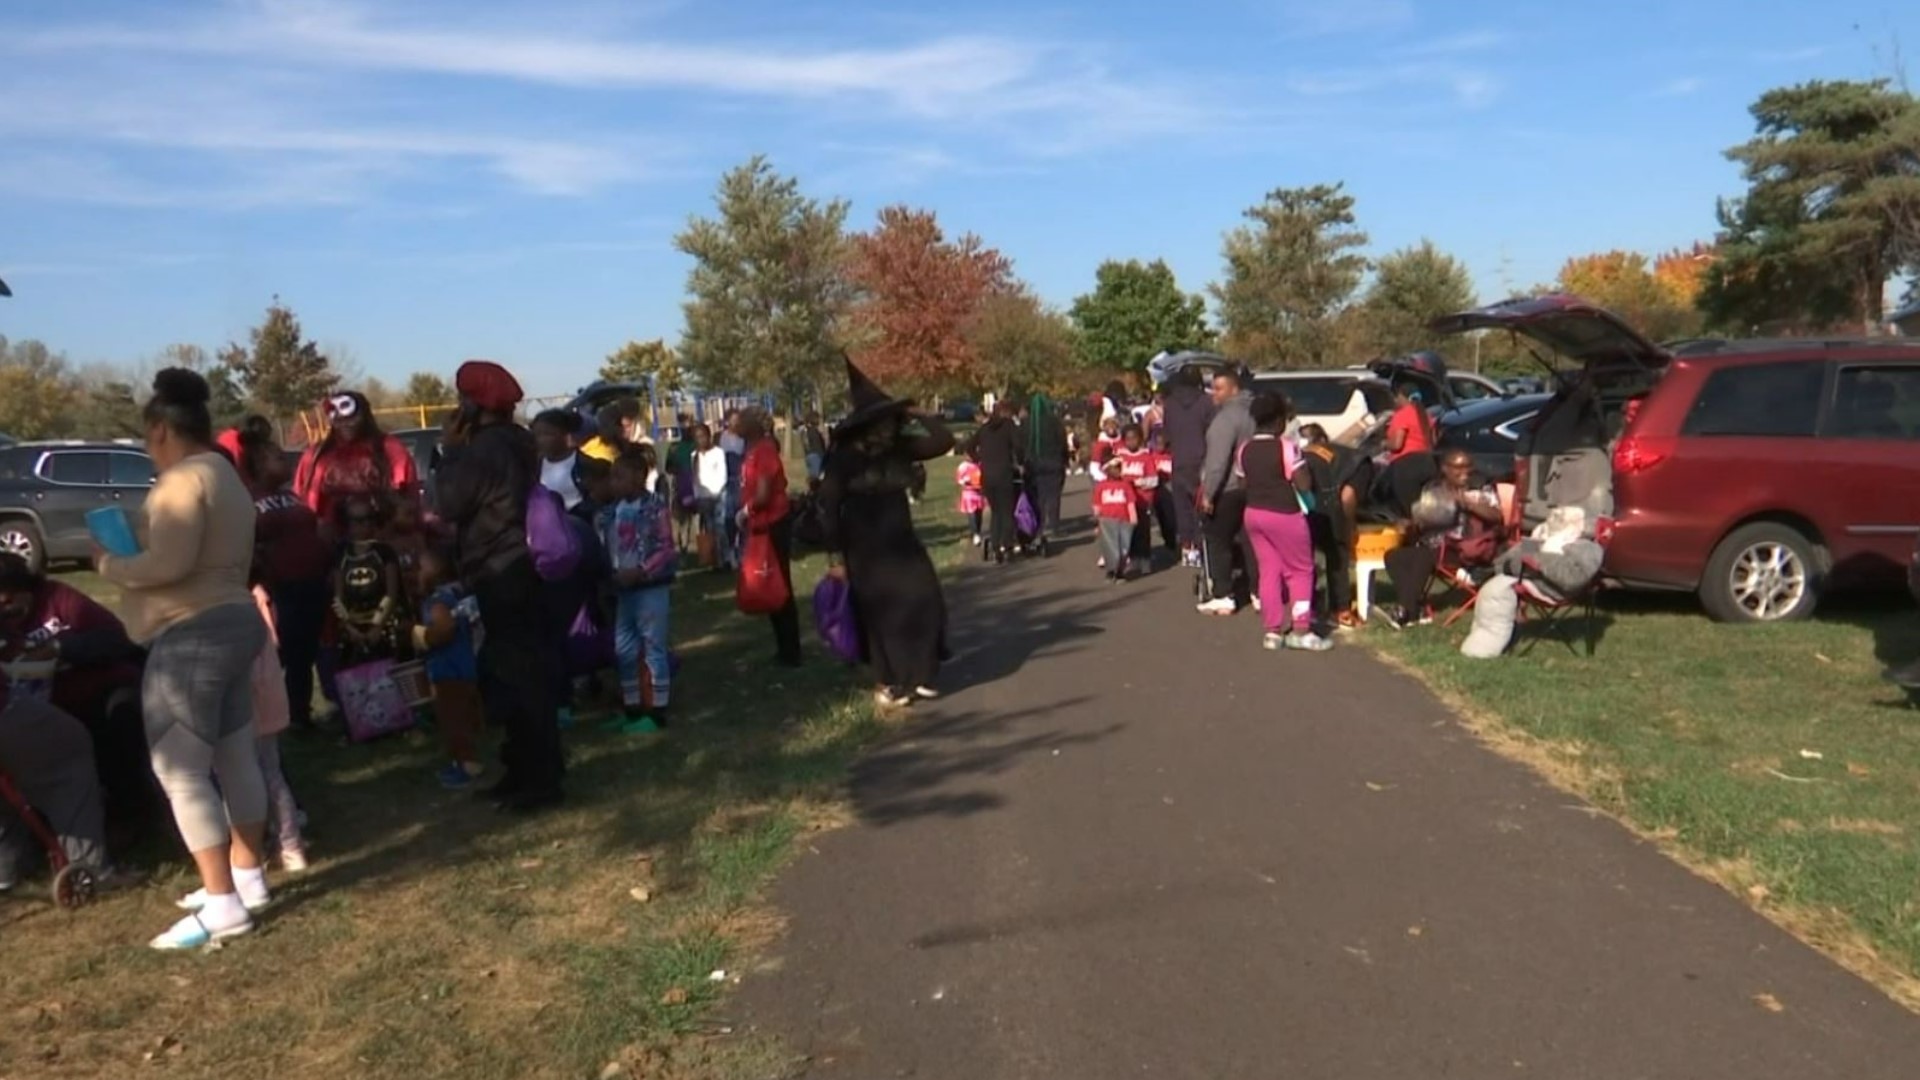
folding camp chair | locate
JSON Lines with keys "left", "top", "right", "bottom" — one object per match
{"left": 1511, "top": 515, "right": 1613, "bottom": 657}
{"left": 1435, "top": 483, "right": 1518, "bottom": 628}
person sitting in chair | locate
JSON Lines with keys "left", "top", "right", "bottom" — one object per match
{"left": 1382, "top": 449, "right": 1502, "bottom": 629}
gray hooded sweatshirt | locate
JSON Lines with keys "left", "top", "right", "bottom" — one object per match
{"left": 1200, "top": 390, "right": 1255, "bottom": 500}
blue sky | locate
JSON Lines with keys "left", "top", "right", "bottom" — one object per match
{"left": 0, "top": 0, "right": 1914, "bottom": 395}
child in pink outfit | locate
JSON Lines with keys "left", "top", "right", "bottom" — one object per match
{"left": 956, "top": 453, "right": 986, "bottom": 547}
{"left": 250, "top": 587, "right": 308, "bottom": 870}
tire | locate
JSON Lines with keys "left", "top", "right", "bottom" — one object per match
{"left": 51, "top": 864, "right": 96, "bottom": 909}
{"left": 1699, "top": 522, "right": 1823, "bottom": 623}
{"left": 0, "top": 518, "right": 43, "bottom": 574}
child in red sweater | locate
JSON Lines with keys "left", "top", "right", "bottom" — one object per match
{"left": 1092, "top": 471, "right": 1139, "bottom": 583}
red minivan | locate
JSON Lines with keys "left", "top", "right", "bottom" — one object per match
{"left": 1434, "top": 295, "right": 1920, "bottom": 623}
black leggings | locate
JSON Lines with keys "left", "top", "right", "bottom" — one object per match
{"left": 768, "top": 516, "right": 802, "bottom": 664}
{"left": 1309, "top": 513, "right": 1352, "bottom": 614}
{"left": 984, "top": 476, "right": 1017, "bottom": 554}
{"left": 1386, "top": 544, "right": 1439, "bottom": 615}
{"left": 270, "top": 576, "right": 328, "bottom": 726}
{"left": 1028, "top": 465, "right": 1065, "bottom": 538}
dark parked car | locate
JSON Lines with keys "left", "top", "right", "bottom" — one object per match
{"left": 1434, "top": 295, "right": 1920, "bottom": 623}
{"left": 1435, "top": 393, "right": 1551, "bottom": 483}
{"left": 0, "top": 442, "right": 156, "bottom": 572}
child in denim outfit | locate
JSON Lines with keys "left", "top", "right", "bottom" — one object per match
{"left": 601, "top": 446, "right": 677, "bottom": 734}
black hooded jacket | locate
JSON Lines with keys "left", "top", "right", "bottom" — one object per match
{"left": 436, "top": 420, "right": 538, "bottom": 580}
{"left": 1160, "top": 382, "right": 1215, "bottom": 475}
{"left": 968, "top": 416, "right": 1024, "bottom": 484}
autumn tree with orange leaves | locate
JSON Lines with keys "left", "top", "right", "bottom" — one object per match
{"left": 847, "top": 206, "right": 1012, "bottom": 396}
{"left": 1556, "top": 247, "right": 1707, "bottom": 342}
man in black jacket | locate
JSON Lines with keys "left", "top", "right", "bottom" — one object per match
{"left": 438, "top": 361, "right": 568, "bottom": 813}
{"left": 968, "top": 402, "right": 1025, "bottom": 563}
{"left": 1158, "top": 367, "right": 1215, "bottom": 565}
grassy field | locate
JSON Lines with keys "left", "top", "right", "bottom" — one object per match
{"left": 2, "top": 471, "right": 971, "bottom": 1080}
{"left": 1369, "top": 589, "right": 1920, "bottom": 1007}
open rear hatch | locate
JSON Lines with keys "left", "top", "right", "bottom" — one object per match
{"left": 1431, "top": 295, "right": 1671, "bottom": 535}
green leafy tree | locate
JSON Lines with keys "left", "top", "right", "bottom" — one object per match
{"left": 677, "top": 157, "right": 852, "bottom": 406}
{"left": 403, "top": 372, "right": 454, "bottom": 406}
{"left": 1357, "top": 240, "right": 1477, "bottom": 357}
{"left": 969, "top": 286, "right": 1079, "bottom": 398}
{"left": 1702, "top": 79, "right": 1920, "bottom": 334}
{"left": 1211, "top": 183, "right": 1370, "bottom": 367}
{"left": 1068, "top": 259, "right": 1213, "bottom": 375}
{"left": 224, "top": 299, "right": 338, "bottom": 422}
{"left": 600, "top": 339, "right": 684, "bottom": 393}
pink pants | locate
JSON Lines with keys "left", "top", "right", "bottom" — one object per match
{"left": 1244, "top": 507, "right": 1315, "bottom": 634}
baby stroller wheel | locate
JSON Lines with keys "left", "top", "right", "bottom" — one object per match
{"left": 52, "top": 864, "right": 97, "bottom": 909}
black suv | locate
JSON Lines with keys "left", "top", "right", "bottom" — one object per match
{"left": 0, "top": 442, "right": 156, "bottom": 571}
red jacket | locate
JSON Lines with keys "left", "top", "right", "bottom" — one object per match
{"left": 295, "top": 434, "right": 421, "bottom": 524}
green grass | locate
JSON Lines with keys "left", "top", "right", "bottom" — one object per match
{"left": 1369, "top": 590, "right": 1920, "bottom": 1004}
{"left": 2, "top": 468, "right": 971, "bottom": 1080}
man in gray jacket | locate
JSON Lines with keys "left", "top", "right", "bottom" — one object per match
{"left": 1197, "top": 368, "right": 1257, "bottom": 613}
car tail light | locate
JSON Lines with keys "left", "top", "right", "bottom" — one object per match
{"left": 1613, "top": 435, "right": 1675, "bottom": 476}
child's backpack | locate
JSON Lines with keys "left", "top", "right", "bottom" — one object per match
{"left": 526, "top": 483, "right": 583, "bottom": 582}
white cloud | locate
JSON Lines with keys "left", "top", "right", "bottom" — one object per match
{"left": 1387, "top": 30, "right": 1510, "bottom": 58}
{"left": 1655, "top": 77, "right": 1705, "bottom": 98}
{"left": 0, "top": 0, "right": 1224, "bottom": 206}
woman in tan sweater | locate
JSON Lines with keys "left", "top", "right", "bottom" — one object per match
{"left": 98, "top": 369, "right": 270, "bottom": 950}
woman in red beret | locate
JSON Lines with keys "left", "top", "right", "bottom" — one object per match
{"left": 436, "top": 361, "right": 570, "bottom": 814}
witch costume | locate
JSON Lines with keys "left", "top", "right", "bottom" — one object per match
{"left": 816, "top": 360, "right": 957, "bottom": 701}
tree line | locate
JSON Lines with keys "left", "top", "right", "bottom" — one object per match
{"left": 2, "top": 77, "right": 1914, "bottom": 441}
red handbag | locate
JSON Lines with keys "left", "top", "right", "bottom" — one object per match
{"left": 736, "top": 531, "right": 791, "bottom": 615}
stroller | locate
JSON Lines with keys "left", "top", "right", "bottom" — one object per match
{"left": 0, "top": 658, "right": 98, "bottom": 909}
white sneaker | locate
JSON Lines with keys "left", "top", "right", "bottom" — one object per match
{"left": 1196, "top": 598, "right": 1237, "bottom": 616}
{"left": 1262, "top": 633, "right": 1284, "bottom": 651}
{"left": 150, "top": 911, "right": 253, "bottom": 951}
{"left": 1285, "top": 631, "right": 1334, "bottom": 653}
{"left": 1251, "top": 596, "right": 1263, "bottom": 613}
{"left": 177, "top": 887, "right": 270, "bottom": 914}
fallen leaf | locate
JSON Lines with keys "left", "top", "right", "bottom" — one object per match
{"left": 1406, "top": 925, "right": 1425, "bottom": 938}
{"left": 1813, "top": 652, "right": 1833, "bottom": 664}
{"left": 599, "top": 1062, "right": 626, "bottom": 1080}
{"left": 1365, "top": 781, "right": 1398, "bottom": 792}
{"left": 1798, "top": 749, "right": 1825, "bottom": 761}
{"left": 1753, "top": 992, "right": 1785, "bottom": 1014}
{"left": 516, "top": 859, "right": 543, "bottom": 870}
{"left": 628, "top": 886, "right": 652, "bottom": 904}
{"left": 707, "top": 970, "right": 728, "bottom": 982}
{"left": 1847, "top": 762, "right": 1873, "bottom": 778}
{"left": 659, "top": 987, "right": 689, "bottom": 1006}
{"left": 1747, "top": 884, "right": 1771, "bottom": 904}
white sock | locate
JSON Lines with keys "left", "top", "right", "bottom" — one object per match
{"left": 233, "top": 865, "right": 270, "bottom": 905}
{"left": 199, "top": 891, "right": 250, "bottom": 930}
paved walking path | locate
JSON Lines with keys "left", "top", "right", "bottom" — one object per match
{"left": 740, "top": 503, "right": 1920, "bottom": 1078}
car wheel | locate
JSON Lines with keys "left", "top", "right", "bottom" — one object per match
{"left": 0, "top": 518, "right": 43, "bottom": 573}
{"left": 1700, "top": 523, "right": 1823, "bottom": 623}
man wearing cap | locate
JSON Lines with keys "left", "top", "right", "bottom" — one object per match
{"left": 437, "top": 361, "right": 568, "bottom": 813}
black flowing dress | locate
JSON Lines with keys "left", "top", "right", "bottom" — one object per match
{"left": 818, "top": 425, "right": 954, "bottom": 690}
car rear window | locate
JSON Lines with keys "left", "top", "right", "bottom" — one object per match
{"left": 1830, "top": 365, "right": 1920, "bottom": 439}
{"left": 1681, "top": 361, "right": 1825, "bottom": 438}
{"left": 44, "top": 451, "right": 109, "bottom": 485}
{"left": 108, "top": 452, "right": 156, "bottom": 485}
{"left": 1252, "top": 377, "right": 1357, "bottom": 416}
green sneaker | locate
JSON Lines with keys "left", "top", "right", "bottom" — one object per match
{"left": 616, "top": 715, "right": 660, "bottom": 735}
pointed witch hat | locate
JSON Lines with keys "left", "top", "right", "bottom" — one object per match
{"left": 833, "top": 355, "right": 913, "bottom": 437}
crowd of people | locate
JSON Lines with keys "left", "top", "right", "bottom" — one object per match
{"left": 0, "top": 355, "right": 966, "bottom": 949}
{"left": 945, "top": 361, "right": 1554, "bottom": 657}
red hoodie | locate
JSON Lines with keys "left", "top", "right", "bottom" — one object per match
{"left": 294, "top": 434, "right": 421, "bottom": 524}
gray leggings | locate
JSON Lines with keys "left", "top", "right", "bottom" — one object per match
{"left": 143, "top": 603, "right": 268, "bottom": 852}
